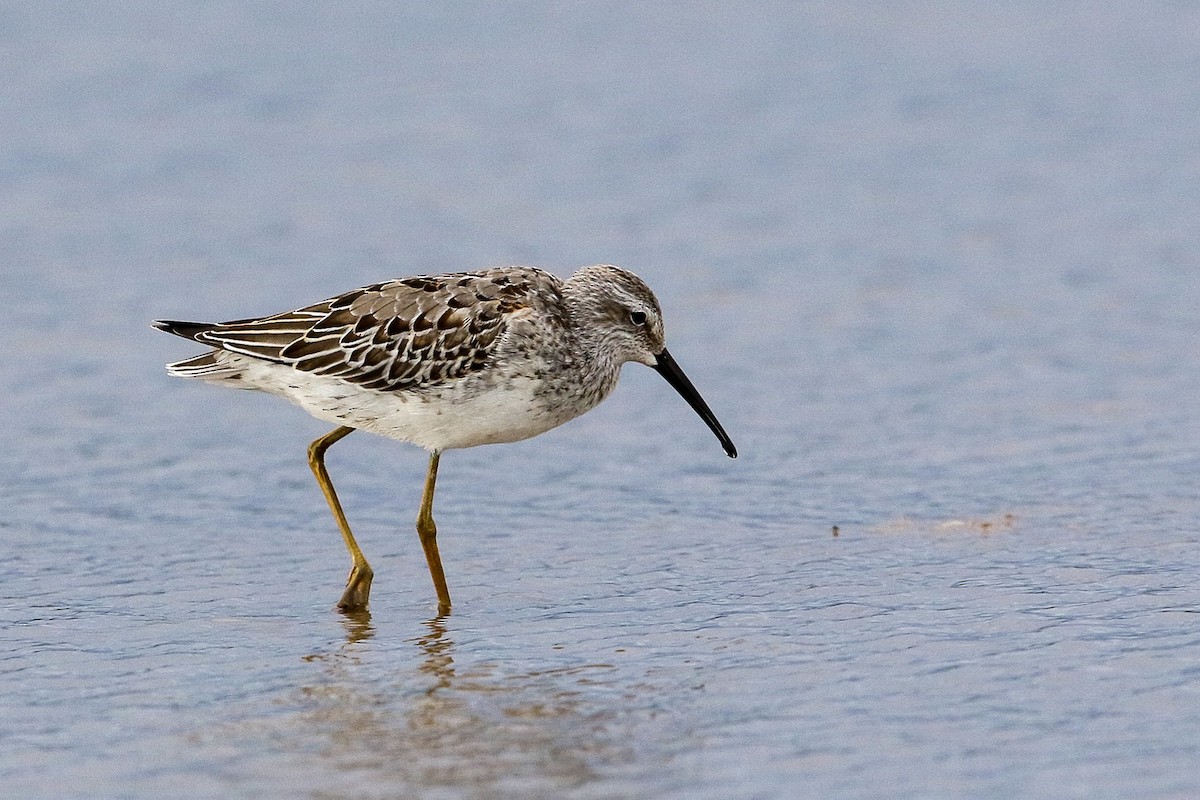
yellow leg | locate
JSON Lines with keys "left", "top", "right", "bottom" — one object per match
{"left": 307, "top": 426, "right": 373, "bottom": 612}
{"left": 417, "top": 450, "right": 452, "bottom": 615}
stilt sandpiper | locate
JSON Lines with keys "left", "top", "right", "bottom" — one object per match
{"left": 154, "top": 265, "right": 736, "bottom": 614}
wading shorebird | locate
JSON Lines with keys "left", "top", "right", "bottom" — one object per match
{"left": 154, "top": 265, "right": 736, "bottom": 614}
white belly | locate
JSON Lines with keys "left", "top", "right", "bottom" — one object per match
{"left": 222, "top": 354, "right": 588, "bottom": 451}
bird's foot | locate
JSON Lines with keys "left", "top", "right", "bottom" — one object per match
{"left": 336, "top": 563, "right": 374, "bottom": 613}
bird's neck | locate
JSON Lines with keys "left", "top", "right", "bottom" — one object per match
{"left": 561, "top": 290, "right": 624, "bottom": 411}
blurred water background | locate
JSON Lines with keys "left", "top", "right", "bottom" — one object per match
{"left": 3, "top": 2, "right": 1200, "bottom": 798}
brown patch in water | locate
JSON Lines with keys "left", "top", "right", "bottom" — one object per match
{"left": 869, "top": 513, "right": 1017, "bottom": 534}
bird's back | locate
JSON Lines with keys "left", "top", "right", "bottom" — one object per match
{"left": 156, "top": 266, "right": 569, "bottom": 394}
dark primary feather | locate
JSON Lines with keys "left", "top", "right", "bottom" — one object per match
{"left": 152, "top": 319, "right": 217, "bottom": 341}
{"left": 157, "top": 268, "right": 564, "bottom": 393}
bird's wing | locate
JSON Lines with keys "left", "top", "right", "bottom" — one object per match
{"left": 191, "top": 268, "right": 563, "bottom": 392}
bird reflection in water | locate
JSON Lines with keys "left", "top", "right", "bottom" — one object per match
{"left": 283, "top": 613, "right": 630, "bottom": 797}
{"left": 413, "top": 614, "right": 454, "bottom": 690}
{"left": 336, "top": 608, "right": 375, "bottom": 646}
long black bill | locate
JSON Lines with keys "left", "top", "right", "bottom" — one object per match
{"left": 653, "top": 348, "right": 738, "bottom": 458}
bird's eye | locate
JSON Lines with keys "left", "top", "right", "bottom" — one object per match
{"left": 629, "top": 310, "right": 648, "bottom": 326}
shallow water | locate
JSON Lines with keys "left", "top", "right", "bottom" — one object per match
{"left": 4, "top": 3, "right": 1200, "bottom": 798}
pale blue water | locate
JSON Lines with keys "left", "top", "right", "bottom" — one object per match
{"left": 3, "top": 2, "right": 1200, "bottom": 798}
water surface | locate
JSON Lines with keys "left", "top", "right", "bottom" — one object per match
{"left": 3, "top": 3, "right": 1200, "bottom": 798}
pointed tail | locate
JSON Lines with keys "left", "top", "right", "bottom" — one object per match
{"left": 152, "top": 319, "right": 217, "bottom": 342}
